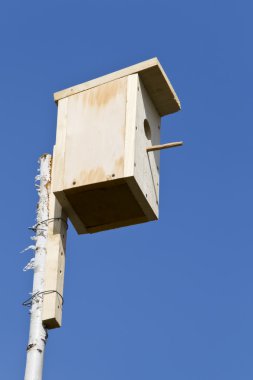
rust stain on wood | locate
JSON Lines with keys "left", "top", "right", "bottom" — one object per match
{"left": 80, "top": 167, "right": 107, "bottom": 186}
{"left": 114, "top": 156, "right": 124, "bottom": 177}
{"left": 76, "top": 156, "right": 124, "bottom": 187}
{"left": 84, "top": 79, "right": 125, "bottom": 108}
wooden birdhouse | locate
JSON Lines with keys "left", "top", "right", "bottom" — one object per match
{"left": 51, "top": 58, "right": 181, "bottom": 234}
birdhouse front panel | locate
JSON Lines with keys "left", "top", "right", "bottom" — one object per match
{"left": 52, "top": 58, "right": 181, "bottom": 234}
{"left": 63, "top": 77, "right": 127, "bottom": 189}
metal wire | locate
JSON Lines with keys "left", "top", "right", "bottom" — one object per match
{"left": 28, "top": 217, "right": 68, "bottom": 232}
{"left": 22, "top": 290, "right": 64, "bottom": 307}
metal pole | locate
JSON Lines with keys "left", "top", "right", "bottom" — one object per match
{"left": 24, "top": 154, "right": 51, "bottom": 380}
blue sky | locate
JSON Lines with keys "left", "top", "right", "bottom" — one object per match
{"left": 1, "top": 1, "right": 253, "bottom": 379}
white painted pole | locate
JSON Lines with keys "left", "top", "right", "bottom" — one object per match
{"left": 24, "top": 154, "right": 51, "bottom": 380}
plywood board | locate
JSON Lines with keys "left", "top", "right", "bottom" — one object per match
{"left": 42, "top": 191, "right": 67, "bottom": 329}
{"left": 63, "top": 77, "right": 127, "bottom": 190}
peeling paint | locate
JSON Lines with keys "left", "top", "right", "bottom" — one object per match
{"left": 21, "top": 245, "right": 36, "bottom": 254}
{"left": 23, "top": 258, "right": 35, "bottom": 272}
{"left": 26, "top": 343, "right": 36, "bottom": 352}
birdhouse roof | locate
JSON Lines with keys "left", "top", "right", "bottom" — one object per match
{"left": 54, "top": 58, "right": 181, "bottom": 116}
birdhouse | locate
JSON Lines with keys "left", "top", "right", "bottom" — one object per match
{"left": 52, "top": 58, "right": 181, "bottom": 234}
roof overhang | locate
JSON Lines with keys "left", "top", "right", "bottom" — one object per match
{"left": 54, "top": 58, "right": 181, "bottom": 116}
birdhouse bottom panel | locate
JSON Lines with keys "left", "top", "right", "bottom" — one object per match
{"left": 59, "top": 177, "right": 158, "bottom": 234}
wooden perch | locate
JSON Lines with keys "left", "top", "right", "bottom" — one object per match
{"left": 146, "top": 141, "right": 183, "bottom": 152}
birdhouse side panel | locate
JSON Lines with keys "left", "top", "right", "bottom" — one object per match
{"left": 62, "top": 77, "right": 127, "bottom": 190}
{"left": 123, "top": 74, "right": 139, "bottom": 178}
{"left": 134, "top": 76, "right": 161, "bottom": 218}
{"left": 52, "top": 97, "right": 68, "bottom": 193}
